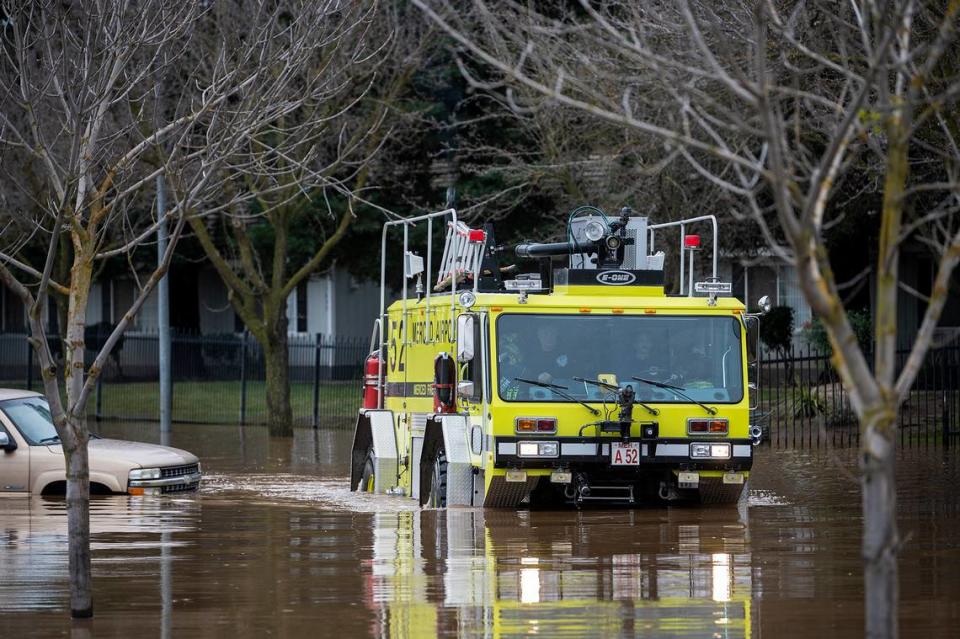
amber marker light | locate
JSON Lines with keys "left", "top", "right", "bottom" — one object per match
{"left": 687, "top": 418, "right": 728, "bottom": 435}
{"left": 515, "top": 417, "right": 557, "bottom": 434}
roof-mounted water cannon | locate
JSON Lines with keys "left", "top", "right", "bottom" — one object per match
{"left": 514, "top": 207, "right": 638, "bottom": 270}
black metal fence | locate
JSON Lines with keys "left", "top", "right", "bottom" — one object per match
{"left": 2, "top": 329, "right": 959, "bottom": 444}
{"left": 0, "top": 331, "right": 369, "bottom": 428}
{"left": 755, "top": 344, "right": 960, "bottom": 449}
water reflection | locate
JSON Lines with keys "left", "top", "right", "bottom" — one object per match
{"left": 366, "top": 508, "right": 753, "bottom": 638}
{"left": 4, "top": 424, "right": 960, "bottom": 638}
{"left": 0, "top": 495, "right": 198, "bottom": 612}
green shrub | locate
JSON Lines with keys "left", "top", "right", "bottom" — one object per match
{"left": 201, "top": 333, "right": 242, "bottom": 364}
{"left": 802, "top": 309, "right": 872, "bottom": 354}
{"left": 759, "top": 306, "right": 794, "bottom": 356}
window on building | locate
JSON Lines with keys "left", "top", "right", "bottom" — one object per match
{"left": 2, "top": 287, "right": 25, "bottom": 332}
{"left": 296, "top": 282, "right": 308, "bottom": 333}
{"left": 778, "top": 265, "right": 813, "bottom": 330}
{"left": 101, "top": 281, "right": 112, "bottom": 324}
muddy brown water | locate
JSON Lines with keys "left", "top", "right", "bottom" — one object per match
{"left": 3, "top": 423, "right": 960, "bottom": 638}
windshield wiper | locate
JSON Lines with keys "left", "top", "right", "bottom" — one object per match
{"left": 38, "top": 435, "right": 61, "bottom": 444}
{"left": 632, "top": 376, "right": 717, "bottom": 415}
{"left": 514, "top": 377, "right": 600, "bottom": 416}
{"left": 573, "top": 377, "right": 659, "bottom": 416}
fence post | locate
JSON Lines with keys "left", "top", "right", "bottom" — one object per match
{"left": 239, "top": 331, "right": 248, "bottom": 426}
{"left": 26, "top": 332, "right": 33, "bottom": 391}
{"left": 313, "top": 333, "right": 322, "bottom": 428}
{"left": 95, "top": 375, "right": 103, "bottom": 421}
{"left": 943, "top": 350, "right": 951, "bottom": 449}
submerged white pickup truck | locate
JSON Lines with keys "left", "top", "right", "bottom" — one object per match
{"left": 0, "top": 389, "right": 201, "bottom": 495}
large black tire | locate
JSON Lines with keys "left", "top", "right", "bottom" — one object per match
{"left": 358, "top": 451, "right": 375, "bottom": 493}
{"left": 428, "top": 447, "right": 448, "bottom": 508}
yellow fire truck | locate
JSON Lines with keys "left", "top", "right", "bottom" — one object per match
{"left": 350, "top": 206, "right": 763, "bottom": 507}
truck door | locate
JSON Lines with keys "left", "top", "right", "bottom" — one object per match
{"left": 0, "top": 415, "right": 29, "bottom": 493}
{"left": 456, "top": 312, "right": 488, "bottom": 468}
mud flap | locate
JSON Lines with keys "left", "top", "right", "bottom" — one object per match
{"left": 350, "top": 409, "right": 397, "bottom": 494}
{"left": 483, "top": 474, "right": 538, "bottom": 508}
{"left": 698, "top": 476, "right": 747, "bottom": 504}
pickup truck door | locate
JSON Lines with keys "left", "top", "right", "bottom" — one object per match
{"left": 0, "top": 416, "right": 30, "bottom": 493}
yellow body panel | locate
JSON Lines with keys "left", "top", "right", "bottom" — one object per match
{"left": 380, "top": 287, "right": 752, "bottom": 498}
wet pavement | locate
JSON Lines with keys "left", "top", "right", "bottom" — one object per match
{"left": 3, "top": 423, "right": 960, "bottom": 638}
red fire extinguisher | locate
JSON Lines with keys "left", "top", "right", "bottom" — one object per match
{"left": 362, "top": 350, "right": 383, "bottom": 409}
{"left": 433, "top": 352, "right": 456, "bottom": 413}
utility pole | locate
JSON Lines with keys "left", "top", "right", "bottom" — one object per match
{"left": 157, "top": 175, "right": 172, "bottom": 443}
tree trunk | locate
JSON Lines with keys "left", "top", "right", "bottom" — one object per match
{"left": 64, "top": 428, "right": 93, "bottom": 618}
{"left": 862, "top": 414, "right": 898, "bottom": 639}
{"left": 263, "top": 312, "right": 293, "bottom": 437}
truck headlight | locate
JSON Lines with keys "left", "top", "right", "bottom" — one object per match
{"left": 517, "top": 441, "right": 559, "bottom": 458}
{"left": 690, "top": 443, "right": 730, "bottom": 460}
{"left": 129, "top": 468, "right": 161, "bottom": 480}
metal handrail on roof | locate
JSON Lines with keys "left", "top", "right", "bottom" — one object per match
{"left": 377, "top": 209, "right": 487, "bottom": 401}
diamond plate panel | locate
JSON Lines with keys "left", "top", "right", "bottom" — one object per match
{"left": 439, "top": 415, "right": 473, "bottom": 507}
{"left": 368, "top": 410, "right": 398, "bottom": 494}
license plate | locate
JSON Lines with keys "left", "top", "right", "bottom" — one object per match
{"left": 610, "top": 442, "right": 640, "bottom": 466}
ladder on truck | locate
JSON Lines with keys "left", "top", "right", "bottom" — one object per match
{"left": 435, "top": 221, "right": 487, "bottom": 293}
{"left": 376, "top": 209, "right": 487, "bottom": 400}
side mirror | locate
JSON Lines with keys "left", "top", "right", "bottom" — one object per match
{"left": 0, "top": 431, "right": 16, "bottom": 452}
{"left": 457, "top": 314, "right": 475, "bottom": 362}
{"left": 744, "top": 315, "right": 760, "bottom": 410}
{"left": 745, "top": 315, "right": 760, "bottom": 365}
{"left": 457, "top": 381, "right": 475, "bottom": 399}
{"left": 757, "top": 295, "right": 772, "bottom": 314}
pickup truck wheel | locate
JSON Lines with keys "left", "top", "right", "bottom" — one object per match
{"left": 428, "top": 447, "right": 448, "bottom": 508}
{"left": 359, "top": 451, "right": 376, "bottom": 493}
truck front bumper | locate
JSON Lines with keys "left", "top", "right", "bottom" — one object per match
{"left": 128, "top": 472, "right": 202, "bottom": 495}
{"left": 494, "top": 437, "right": 754, "bottom": 472}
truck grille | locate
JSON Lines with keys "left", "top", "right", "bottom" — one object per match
{"left": 161, "top": 464, "right": 199, "bottom": 479}
{"left": 162, "top": 482, "right": 199, "bottom": 494}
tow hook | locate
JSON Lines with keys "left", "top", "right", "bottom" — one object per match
{"left": 573, "top": 472, "right": 591, "bottom": 501}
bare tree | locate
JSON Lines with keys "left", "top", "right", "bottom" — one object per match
{"left": 182, "top": 0, "right": 432, "bottom": 436}
{"left": 0, "top": 0, "right": 360, "bottom": 617}
{"left": 449, "top": 89, "right": 741, "bottom": 291}
{"left": 413, "top": 1, "right": 960, "bottom": 636}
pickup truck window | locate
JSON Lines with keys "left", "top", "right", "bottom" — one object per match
{"left": 496, "top": 314, "right": 743, "bottom": 404}
{"left": 0, "top": 397, "right": 59, "bottom": 445}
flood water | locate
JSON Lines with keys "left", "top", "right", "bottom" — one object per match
{"left": 3, "top": 423, "right": 960, "bottom": 638}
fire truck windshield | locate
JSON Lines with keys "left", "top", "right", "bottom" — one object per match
{"left": 496, "top": 314, "right": 744, "bottom": 404}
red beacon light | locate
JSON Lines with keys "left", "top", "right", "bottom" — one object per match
{"left": 684, "top": 234, "right": 701, "bottom": 249}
